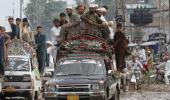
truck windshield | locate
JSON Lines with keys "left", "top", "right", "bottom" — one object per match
{"left": 55, "top": 59, "right": 106, "bottom": 76}
{"left": 6, "top": 57, "right": 30, "bottom": 71}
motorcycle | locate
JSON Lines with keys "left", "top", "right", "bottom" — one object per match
{"left": 131, "top": 69, "right": 142, "bottom": 90}
{"left": 155, "top": 67, "right": 170, "bottom": 84}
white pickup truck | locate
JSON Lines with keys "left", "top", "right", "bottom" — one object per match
{"left": 0, "top": 39, "right": 41, "bottom": 100}
{"left": 1, "top": 55, "right": 41, "bottom": 100}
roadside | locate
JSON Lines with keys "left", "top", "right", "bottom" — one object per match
{"left": 120, "top": 84, "right": 170, "bottom": 100}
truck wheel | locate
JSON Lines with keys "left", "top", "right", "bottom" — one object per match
{"left": 25, "top": 92, "right": 35, "bottom": 100}
{"left": 134, "top": 82, "right": 137, "bottom": 90}
{"left": 34, "top": 91, "right": 38, "bottom": 100}
{"left": 0, "top": 96, "right": 5, "bottom": 100}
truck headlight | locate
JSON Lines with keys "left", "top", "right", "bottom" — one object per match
{"left": 23, "top": 75, "right": 31, "bottom": 81}
{"left": 91, "top": 84, "right": 100, "bottom": 90}
{"left": 44, "top": 72, "right": 52, "bottom": 77}
{"left": 46, "top": 85, "right": 56, "bottom": 92}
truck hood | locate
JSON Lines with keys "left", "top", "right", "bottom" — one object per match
{"left": 46, "top": 75, "right": 106, "bottom": 85}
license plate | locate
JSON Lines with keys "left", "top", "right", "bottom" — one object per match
{"left": 5, "top": 87, "right": 16, "bottom": 92}
{"left": 67, "top": 95, "right": 79, "bottom": 100}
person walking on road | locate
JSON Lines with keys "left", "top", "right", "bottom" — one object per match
{"left": 113, "top": 23, "right": 129, "bottom": 72}
{"left": 35, "top": 26, "right": 46, "bottom": 75}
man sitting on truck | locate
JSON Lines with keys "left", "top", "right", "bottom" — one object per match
{"left": 81, "top": 4, "right": 110, "bottom": 40}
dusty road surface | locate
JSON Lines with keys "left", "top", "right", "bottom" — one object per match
{"left": 120, "top": 84, "right": 170, "bottom": 100}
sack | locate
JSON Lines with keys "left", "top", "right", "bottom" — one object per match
{"left": 130, "top": 74, "right": 136, "bottom": 83}
{"left": 33, "top": 67, "right": 41, "bottom": 80}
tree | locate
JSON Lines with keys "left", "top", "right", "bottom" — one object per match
{"left": 75, "top": 0, "right": 89, "bottom": 7}
{"left": 25, "top": 0, "right": 67, "bottom": 36}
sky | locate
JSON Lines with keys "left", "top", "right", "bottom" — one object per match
{"left": 0, "top": 0, "right": 29, "bottom": 28}
{"left": 0, "top": 0, "right": 75, "bottom": 27}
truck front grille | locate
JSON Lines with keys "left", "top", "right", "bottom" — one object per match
{"left": 5, "top": 76, "right": 23, "bottom": 82}
{"left": 58, "top": 85, "right": 90, "bottom": 92}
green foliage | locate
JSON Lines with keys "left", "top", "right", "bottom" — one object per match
{"left": 25, "top": 0, "right": 67, "bottom": 31}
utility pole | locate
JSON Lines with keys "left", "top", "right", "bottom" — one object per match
{"left": 20, "top": 0, "right": 23, "bottom": 19}
{"left": 13, "top": 0, "right": 15, "bottom": 18}
{"left": 115, "top": 0, "right": 125, "bottom": 27}
{"left": 169, "top": 0, "right": 170, "bottom": 43}
{"left": 36, "top": 0, "right": 39, "bottom": 26}
{"left": 115, "top": 0, "right": 125, "bottom": 18}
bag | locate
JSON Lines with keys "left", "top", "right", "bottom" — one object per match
{"left": 130, "top": 74, "right": 136, "bottom": 83}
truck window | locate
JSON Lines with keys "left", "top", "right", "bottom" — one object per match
{"left": 55, "top": 59, "right": 106, "bottom": 76}
{"left": 6, "top": 57, "right": 30, "bottom": 71}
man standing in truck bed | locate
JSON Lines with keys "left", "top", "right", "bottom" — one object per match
{"left": 35, "top": 26, "right": 47, "bottom": 75}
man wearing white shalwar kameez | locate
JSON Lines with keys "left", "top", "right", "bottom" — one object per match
{"left": 50, "top": 19, "right": 61, "bottom": 63}
{"left": 97, "top": 8, "right": 114, "bottom": 39}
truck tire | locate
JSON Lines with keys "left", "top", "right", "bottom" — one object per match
{"left": 34, "top": 91, "right": 39, "bottom": 100}
{"left": 25, "top": 92, "right": 34, "bottom": 100}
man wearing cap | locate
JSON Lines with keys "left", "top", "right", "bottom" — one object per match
{"left": 97, "top": 7, "right": 114, "bottom": 40}
{"left": 65, "top": 6, "right": 80, "bottom": 27}
{"left": 59, "top": 6, "right": 81, "bottom": 42}
{"left": 81, "top": 4, "right": 110, "bottom": 40}
{"left": 81, "top": 4, "right": 102, "bottom": 26}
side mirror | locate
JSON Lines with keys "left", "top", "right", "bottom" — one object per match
{"left": 108, "top": 70, "right": 114, "bottom": 76}
{"left": 30, "top": 58, "right": 34, "bottom": 70}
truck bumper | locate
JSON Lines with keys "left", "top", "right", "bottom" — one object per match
{"left": 2, "top": 82, "right": 33, "bottom": 96}
{"left": 44, "top": 91, "right": 106, "bottom": 100}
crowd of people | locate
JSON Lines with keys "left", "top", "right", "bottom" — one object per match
{"left": 1, "top": 4, "right": 170, "bottom": 93}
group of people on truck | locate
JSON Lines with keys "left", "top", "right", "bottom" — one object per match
{"left": 0, "top": 17, "right": 47, "bottom": 76}
{"left": 0, "top": 4, "right": 129, "bottom": 80}
{"left": 50, "top": 4, "right": 128, "bottom": 73}
{"left": 57, "top": 4, "right": 128, "bottom": 76}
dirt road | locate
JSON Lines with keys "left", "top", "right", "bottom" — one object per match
{"left": 120, "top": 84, "right": 170, "bottom": 100}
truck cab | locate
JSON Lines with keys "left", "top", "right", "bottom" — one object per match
{"left": 0, "top": 39, "right": 41, "bottom": 100}
{"left": 44, "top": 53, "right": 120, "bottom": 100}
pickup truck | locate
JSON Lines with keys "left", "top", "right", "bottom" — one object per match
{"left": 43, "top": 33, "right": 120, "bottom": 100}
{"left": 44, "top": 53, "right": 120, "bottom": 100}
{"left": 0, "top": 39, "right": 41, "bottom": 100}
